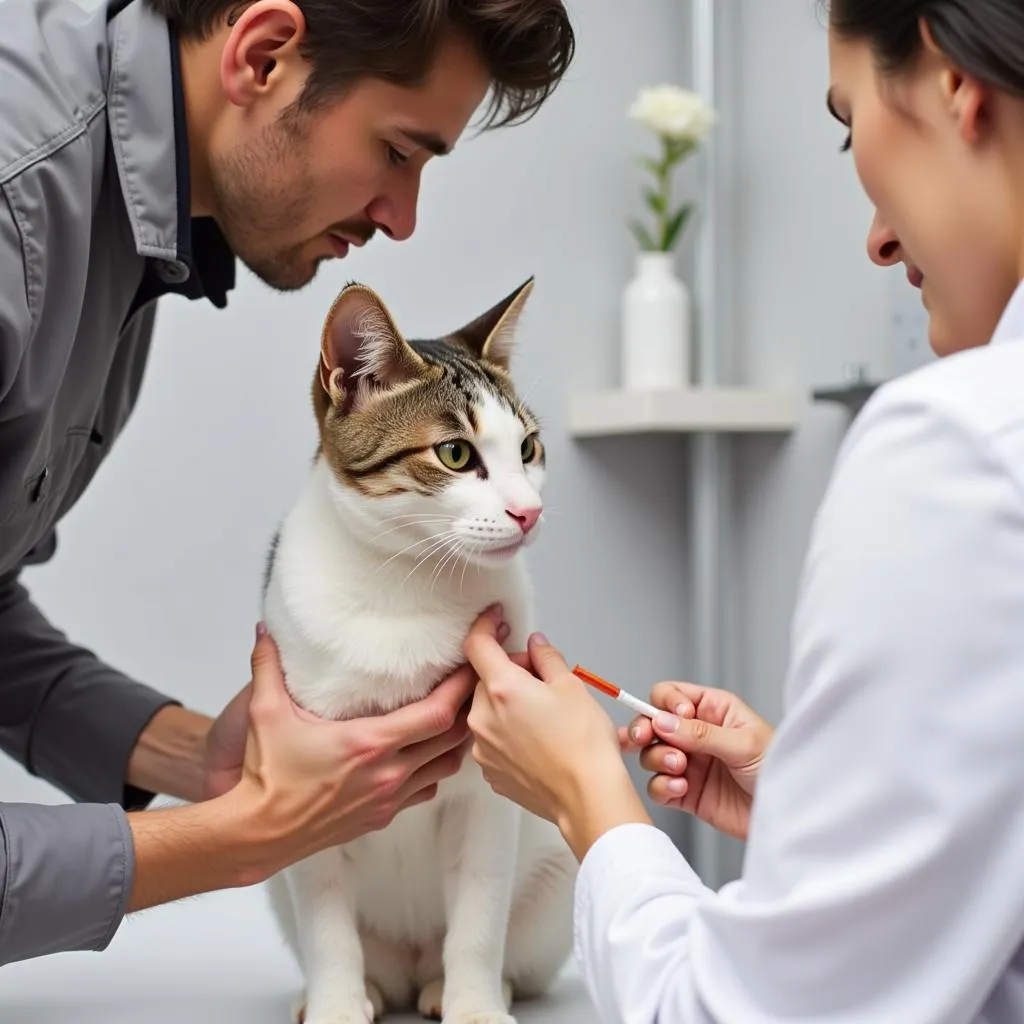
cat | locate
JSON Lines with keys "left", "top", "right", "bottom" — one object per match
{"left": 261, "top": 277, "right": 577, "bottom": 1024}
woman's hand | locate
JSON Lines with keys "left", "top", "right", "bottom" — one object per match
{"left": 464, "top": 609, "right": 652, "bottom": 861}
{"left": 621, "top": 682, "right": 774, "bottom": 842}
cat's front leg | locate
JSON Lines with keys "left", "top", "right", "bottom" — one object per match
{"left": 436, "top": 794, "right": 521, "bottom": 1023}
{"left": 286, "top": 848, "right": 376, "bottom": 1024}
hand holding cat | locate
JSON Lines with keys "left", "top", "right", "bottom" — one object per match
{"left": 464, "top": 609, "right": 652, "bottom": 861}
{"left": 220, "top": 626, "right": 476, "bottom": 878}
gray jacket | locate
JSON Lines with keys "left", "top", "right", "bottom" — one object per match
{"left": 0, "top": 0, "right": 236, "bottom": 964}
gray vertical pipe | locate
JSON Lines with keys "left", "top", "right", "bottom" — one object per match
{"left": 690, "top": 0, "right": 726, "bottom": 890}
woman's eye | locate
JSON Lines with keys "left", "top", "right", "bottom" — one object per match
{"left": 435, "top": 440, "right": 476, "bottom": 472}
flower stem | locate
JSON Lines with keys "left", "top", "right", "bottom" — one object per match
{"left": 657, "top": 136, "right": 673, "bottom": 251}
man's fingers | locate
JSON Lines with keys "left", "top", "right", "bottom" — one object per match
{"left": 396, "top": 712, "right": 472, "bottom": 776}
{"left": 526, "top": 633, "right": 570, "bottom": 682}
{"left": 375, "top": 663, "right": 477, "bottom": 750}
{"left": 395, "top": 739, "right": 468, "bottom": 803}
{"left": 397, "top": 782, "right": 439, "bottom": 814}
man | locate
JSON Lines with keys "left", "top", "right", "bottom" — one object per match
{"left": 0, "top": 0, "right": 574, "bottom": 966}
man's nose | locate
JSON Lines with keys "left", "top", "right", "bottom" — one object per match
{"left": 367, "top": 174, "right": 421, "bottom": 243}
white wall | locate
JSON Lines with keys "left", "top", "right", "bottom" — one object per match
{"left": 1, "top": 0, "right": 694, "bottom": 844}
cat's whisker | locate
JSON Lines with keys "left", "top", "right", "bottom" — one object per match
{"left": 430, "top": 538, "right": 464, "bottom": 595}
{"left": 424, "top": 537, "right": 462, "bottom": 594}
{"left": 370, "top": 518, "right": 460, "bottom": 544}
{"left": 374, "top": 512, "right": 456, "bottom": 526}
{"left": 374, "top": 529, "right": 459, "bottom": 575}
{"left": 397, "top": 532, "right": 462, "bottom": 587}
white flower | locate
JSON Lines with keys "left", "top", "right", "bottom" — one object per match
{"left": 629, "top": 84, "right": 716, "bottom": 144}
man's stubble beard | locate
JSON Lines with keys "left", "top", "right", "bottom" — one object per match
{"left": 208, "top": 116, "right": 321, "bottom": 292}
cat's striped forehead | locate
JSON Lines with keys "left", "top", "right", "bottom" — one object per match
{"left": 321, "top": 336, "right": 541, "bottom": 498}
{"left": 410, "top": 337, "right": 535, "bottom": 428}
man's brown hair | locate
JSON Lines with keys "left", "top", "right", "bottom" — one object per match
{"left": 147, "top": 0, "right": 575, "bottom": 127}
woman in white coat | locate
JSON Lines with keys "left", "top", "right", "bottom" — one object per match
{"left": 464, "top": 1, "right": 1024, "bottom": 1021}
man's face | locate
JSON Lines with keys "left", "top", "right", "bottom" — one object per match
{"left": 204, "top": 25, "right": 490, "bottom": 291}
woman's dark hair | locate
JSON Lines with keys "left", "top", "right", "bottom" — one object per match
{"left": 827, "top": 1, "right": 1024, "bottom": 96}
{"left": 146, "top": 0, "right": 575, "bottom": 127}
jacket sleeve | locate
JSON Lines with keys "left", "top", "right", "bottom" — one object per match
{"left": 0, "top": 187, "right": 176, "bottom": 808}
{"left": 0, "top": 174, "right": 174, "bottom": 966}
{"left": 0, "top": 568, "right": 177, "bottom": 808}
{"left": 0, "top": 801, "right": 135, "bottom": 965}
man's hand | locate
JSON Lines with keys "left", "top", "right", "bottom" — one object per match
{"left": 128, "top": 624, "right": 477, "bottom": 913}
{"left": 233, "top": 623, "right": 478, "bottom": 865}
{"left": 203, "top": 681, "right": 252, "bottom": 800}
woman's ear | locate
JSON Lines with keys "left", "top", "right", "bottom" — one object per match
{"left": 920, "top": 16, "right": 989, "bottom": 146}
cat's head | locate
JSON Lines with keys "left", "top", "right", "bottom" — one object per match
{"left": 312, "top": 277, "right": 545, "bottom": 569}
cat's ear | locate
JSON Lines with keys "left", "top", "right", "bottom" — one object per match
{"left": 448, "top": 276, "right": 534, "bottom": 371}
{"left": 319, "top": 283, "right": 425, "bottom": 413}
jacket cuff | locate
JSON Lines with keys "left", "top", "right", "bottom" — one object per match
{"left": 0, "top": 802, "right": 134, "bottom": 966}
{"left": 29, "top": 669, "right": 177, "bottom": 809}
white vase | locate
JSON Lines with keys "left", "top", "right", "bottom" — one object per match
{"left": 620, "top": 251, "right": 691, "bottom": 391}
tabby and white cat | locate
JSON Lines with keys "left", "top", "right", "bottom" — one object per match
{"left": 262, "top": 278, "right": 577, "bottom": 1024}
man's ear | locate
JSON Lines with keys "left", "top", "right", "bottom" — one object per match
{"left": 319, "top": 283, "right": 426, "bottom": 414}
{"left": 447, "top": 277, "right": 535, "bottom": 371}
{"left": 219, "top": 0, "right": 306, "bottom": 108}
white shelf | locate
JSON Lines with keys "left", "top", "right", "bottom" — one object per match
{"left": 568, "top": 387, "right": 802, "bottom": 437}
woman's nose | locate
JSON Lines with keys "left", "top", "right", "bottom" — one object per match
{"left": 867, "top": 209, "right": 902, "bottom": 267}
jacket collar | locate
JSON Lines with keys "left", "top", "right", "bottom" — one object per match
{"left": 106, "top": 0, "right": 235, "bottom": 307}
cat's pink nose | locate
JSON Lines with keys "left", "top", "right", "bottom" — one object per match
{"left": 507, "top": 505, "right": 542, "bottom": 535}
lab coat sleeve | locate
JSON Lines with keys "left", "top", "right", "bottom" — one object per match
{"left": 0, "top": 801, "right": 134, "bottom": 965}
{"left": 573, "top": 384, "right": 1024, "bottom": 1022}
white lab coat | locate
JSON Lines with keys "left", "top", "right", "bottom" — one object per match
{"left": 573, "top": 280, "right": 1024, "bottom": 1023}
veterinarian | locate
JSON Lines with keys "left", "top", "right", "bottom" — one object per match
{"left": 0, "top": 0, "right": 574, "bottom": 966}
{"left": 465, "top": 1, "right": 1024, "bottom": 1020}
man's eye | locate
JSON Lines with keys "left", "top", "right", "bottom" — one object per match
{"left": 387, "top": 145, "right": 408, "bottom": 166}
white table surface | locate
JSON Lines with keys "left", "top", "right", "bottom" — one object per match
{"left": 0, "top": 884, "right": 597, "bottom": 1023}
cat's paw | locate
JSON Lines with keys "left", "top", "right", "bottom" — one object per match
{"left": 418, "top": 979, "right": 514, "bottom": 1021}
{"left": 293, "top": 1000, "right": 377, "bottom": 1024}
{"left": 365, "top": 983, "right": 385, "bottom": 1020}
{"left": 442, "top": 1014, "right": 516, "bottom": 1024}
{"left": 417, "top": 979, "right": 444, "bottom": 1020}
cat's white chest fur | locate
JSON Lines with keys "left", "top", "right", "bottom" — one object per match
{"left": 264, "top": 459, "right": 528, "bottom": 723}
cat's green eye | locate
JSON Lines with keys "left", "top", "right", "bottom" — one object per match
{"left": 436, "top": 440, "right": 475, "bottom": 472}
{"left": 521, "top": 435, "right": 537, "bottom": 463}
